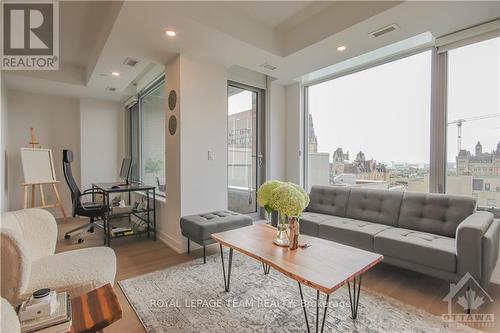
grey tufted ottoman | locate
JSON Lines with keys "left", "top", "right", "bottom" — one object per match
{"left": 180, "top": 210, "right": 253, "bottom": 263}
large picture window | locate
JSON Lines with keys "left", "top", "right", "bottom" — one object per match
{"left": 306, "top": 51, "right": 432, "bottom": 192}
{"left": 128, "top": 77, "right": 166, "bottom": 195}
{"left": 446, "top": 37, "right": 500, "bottom": 207}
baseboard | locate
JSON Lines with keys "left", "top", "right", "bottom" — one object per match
{"left": 157, "top": 230, "right": 185, "bottom": 254}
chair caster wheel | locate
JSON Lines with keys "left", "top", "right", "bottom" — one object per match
{"left": 78, "top": 238, "right": 84, "bottom": 244}
{"left": 89, "top": 227, "right": 95, "bottom": 233}
{"left": 64, "top": 234, "right": 71, "bottom": 240}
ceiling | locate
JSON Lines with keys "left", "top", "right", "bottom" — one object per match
{"left": 59, "top": 1, "right": 118, "bottom": 68}
{"left": 4, "top": 1, "right": 500, "bottom": 101}
{"left": 225, "top": 1, "right": 317, "bottom": 28}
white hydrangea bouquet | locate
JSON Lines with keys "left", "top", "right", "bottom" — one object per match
{"left": 257, "top": 180, "right": 310, "bottom": 246}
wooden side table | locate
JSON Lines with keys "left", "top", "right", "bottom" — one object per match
{"left": 70, "top": 284, "right": 122, "bottom": 333}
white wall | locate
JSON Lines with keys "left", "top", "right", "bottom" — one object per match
{"left": 162, "top": 55, "right": 181, "bottom": 251}
{"left": 159, "top": 55, "right": 228, "bottom": 253}
{"left": 267, "top": 80, "right": 286, "bottom": 181}
{"left": 228, "top": 65, "right": 267, "bottom": 90}
{"left": 285, "top": 82, "right": 304, "bottom": 185}
{"left": 179, "top": 55, "right": 228, "bottom": 216}
{"left": 80, "top": 98, "right": 124, "bottom": 190}
{"left": 6, "top": 90, "right": 81, "bottom": 217}
{"left": 0, "top": 73, "right": 8, "bottom": 212}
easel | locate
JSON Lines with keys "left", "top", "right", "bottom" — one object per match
{"left": 21, "top": 128, "right": 67, "bottom": 220}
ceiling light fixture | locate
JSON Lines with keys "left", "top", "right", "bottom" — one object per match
{"left": 337, "top": 45, "right": 347, "bottom": 52}
{"left": 165, "top": 30, "right": 176, "bottom": 37}
{"left": 111, "top": 71, "right": 120, "bottom": 77}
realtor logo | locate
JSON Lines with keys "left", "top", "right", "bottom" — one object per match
{"left": 442, "top": 273, "right": 495, "bottom": 328}
{"left": 1, "top": 1, "right": 59, "bottom": 70}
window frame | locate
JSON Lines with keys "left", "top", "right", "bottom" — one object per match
{"left": 302, "top": 35, "right": 500, "bottom": 216}
{"left": 303, "top": 47, "right": 435, "bottom": 192}
{"left": 127, "top": 75, "right": 166, "bottom": 196}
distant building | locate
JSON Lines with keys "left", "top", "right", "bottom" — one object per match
{"left": 453, "top": 141, "right": 500, "bottom": 207}
{"left": 331, "top": 148, "right": 349, "bottom": 175}
{"left": 456, "top": 141, "right": 500, "bottom": 176}
{"left": 308, "top": 114, "right": 318, "bottom": 153}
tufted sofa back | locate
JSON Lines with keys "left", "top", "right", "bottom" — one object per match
{"left": 306, "top": 186, "right": 477, "bottom": 237}
{"left": 306, "top": 185, "right": 351, "bottom": 217}
{"left": 398, "top": 192, "right": 476, "bottom": 238}
{"left": 345, "top": 188, "right": 404, "bottom": 226}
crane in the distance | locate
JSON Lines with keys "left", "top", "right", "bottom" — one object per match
{"left": 448, "top": 113, "right": 500, "bottom": 152}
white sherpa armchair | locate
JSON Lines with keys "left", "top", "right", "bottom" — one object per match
{"left": 1, "top": 208, "right": 116, "bottom": 305}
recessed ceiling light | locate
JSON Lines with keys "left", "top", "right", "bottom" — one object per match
{"left": 337, "top": 45, "right": 347, "bottom": 52}
{"left": 111, "top": 71, "right": 120, "bottom": 77}
{"left": 165, "top": 30, "right": 176, "bottom": 37}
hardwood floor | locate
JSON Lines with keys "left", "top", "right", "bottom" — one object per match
{"left": 56, "top": 217, "right": 500, "bottom": 332}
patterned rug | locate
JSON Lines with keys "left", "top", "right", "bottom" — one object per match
{"left": 119, "top": 253, "right": 477, "bottom": 333}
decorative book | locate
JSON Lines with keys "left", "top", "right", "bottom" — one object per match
{"left": 20, "top": 293, "right": 71, "bottom": 333}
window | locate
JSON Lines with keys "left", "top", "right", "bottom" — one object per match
{"left": 473, "top": 179, "right": 484, "bottom": 191}
{"left": 446, "top": 37, "right": 500, "bottom": 208}
{"left": 128, "top": 77, "right": 166, "bottom": 195}
{"left": 306, "top": 51, "right": 432, "bottom": 192}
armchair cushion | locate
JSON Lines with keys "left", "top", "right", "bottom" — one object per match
{"left": 456, "top": 211, "right": 494, "bottom": 281}
{"left": 1, "top": 298, "right": 21, "bottom": 333}
{"left": 24, "top": 247, "right": 117, "bottom": 300}
{"left": 1, "top": 208, "right": 57, "bottom": 260}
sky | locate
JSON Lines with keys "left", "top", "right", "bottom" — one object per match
{"left": 308, "top": 37, "right": 500, "bottom": 165}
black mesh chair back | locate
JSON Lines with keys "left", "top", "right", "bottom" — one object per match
{"left": 62, "top": 150, "right": 107, "bottom": 242}
{"left": 63, "top": 149, "right": 81, "bottom": 214}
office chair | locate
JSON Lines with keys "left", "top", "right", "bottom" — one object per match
{"left": 63, "top": 149, "right": 108, "bottom": 243}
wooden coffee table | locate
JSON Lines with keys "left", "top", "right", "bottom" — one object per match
{"left": 70, "top": 283, "right": 122, "bottom": 333}
{"left": 212, "top": 224, "right": 383, "bottom": 333}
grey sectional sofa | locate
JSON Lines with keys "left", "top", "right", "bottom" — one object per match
{"left": 301, "top": 185, "right": 500, "bottom": 287}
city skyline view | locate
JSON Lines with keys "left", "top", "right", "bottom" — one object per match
{"left": 308, "top": 37, "right": 499, "bottom": 166}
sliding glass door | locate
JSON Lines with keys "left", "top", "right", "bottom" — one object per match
{"left": 227, "top": 82, "right": 264, "bottom": 215}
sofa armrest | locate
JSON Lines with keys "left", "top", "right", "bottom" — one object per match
{"left": 1, "top": 229, "right": 32, "bottom": 306}
{"left": 2, "top": 209, "right": 57, "bottom": 260}
{"left": 456, "top": 211, "right": 494, "bottom": 282}
{"left": 481, "top": 220, "right": 500, "bottom": 287}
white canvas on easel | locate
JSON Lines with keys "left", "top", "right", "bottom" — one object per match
{"left": 21, "top": 148, "right": 56, "bottom": 184}
{"left": 19, "top": 147, "right": 67, "bottom": 220}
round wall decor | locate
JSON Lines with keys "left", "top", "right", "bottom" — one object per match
{"left": 168, "top": 115, "right": 177, "bottom": 135}
{"left": 168, "top": 90, "right": 177, "bottom": 111}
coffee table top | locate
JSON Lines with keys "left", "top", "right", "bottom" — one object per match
{"left": 70, "top": 283, "right": 122, "bottom": 333}
{"left": 212, "top": 224, "right": 383, "bottom": 294}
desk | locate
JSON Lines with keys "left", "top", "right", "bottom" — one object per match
{"left": 93, "top": 182, "right": 156, "bottom": 247}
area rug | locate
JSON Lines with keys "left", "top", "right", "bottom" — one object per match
{"left": 119, "top": 253, "right": 477, "bottom": 333}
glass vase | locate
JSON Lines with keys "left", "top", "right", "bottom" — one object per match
{"left": 288, "top": 216, "right": 300, "bottom": 250}
{"left": 273, "top": 212, "right": 289, "bottom": 247}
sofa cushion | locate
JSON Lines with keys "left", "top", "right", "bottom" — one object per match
{"left": 300, "top": 212, "right": 334, "bottom": 236}
{"left": 318, "top": 217, "right": 393, "bottom": 251}
{"left": 306, "top": 185, "right": 350, "bottom": 217}
{"left": 398, "top": 192, "right": 476, "bottom": 238}
{"left": 345, "top": 188, "right": 403, "bottom": 226}
{"left": 374, "top": 228, "right": 456, "bottom": 273}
